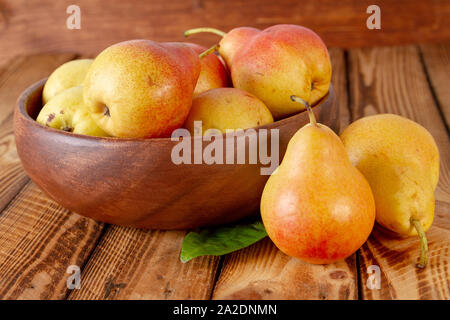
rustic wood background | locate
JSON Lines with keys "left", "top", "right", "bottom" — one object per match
{"left": 0, "top": 0, "right": 450, "bottom": 63}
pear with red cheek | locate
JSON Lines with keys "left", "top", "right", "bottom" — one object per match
{"left": 83, "top": 40, "right": 200, "bottom": 138}
{"left": 184, "top": 43, "right": 230, "bottom": 96}
{"left": 185, "top": 27, "right": 260, "bottom": 69}
{"left": 260, "top": 96, "right": 375, "bottom": 264}
{"left": 185, "top": 25, "right": 331, "bottom": 119}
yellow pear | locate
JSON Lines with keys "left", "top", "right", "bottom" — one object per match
{"left": 260, "top": 96, "right": 375, "bottom": 264}
{"left": 340, "top": 114, "right": 440, "bottom": 268}
{"left": 42, "top": 59, "right": 93, "bottom": 104}
{"left": 83, "top": 40, "right": 200, "bottom": 138}
{"left": 37, "top": 86, "right": 108, "bottom": 137}
{"left": 183, "top": 88, "right": 273, "bottom": 135}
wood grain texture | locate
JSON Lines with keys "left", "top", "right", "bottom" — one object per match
{"left": 359, "top": 213, "right": 449, "bottom": 300}
{"left": 329, "top": 48, "right": 350, "bottom": 132}
{"left": 347, "top": 46, "right": 450, "bottom": 299}
{"left": 212, "top": 238, "right": 357, "bottom": 300}
{"left": 0, "top": 182, "right": 103, "bottom": 299}
{"left": 0, "top": 54, "right": 76, "bottom": 124}
{"left": 0, "top": 54, "right": 75, "bottom": 212}
{"left": 68, "top": 227, "right": 220, "bottom": 299}
{"left": 212, "top": 48, "right": 358, "bottom": 300}
{"left": 419, "top": 43, "right": 450, "bottom": 127}
{"left": 0, "top": 0, "right": 449, "bottom": 62}
{"left": 0, "top": 115, "right": 28, "bottom": 212}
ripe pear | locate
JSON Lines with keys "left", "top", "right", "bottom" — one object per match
{"left": 184, "top": 43, "right": 230, "bottom": 96}
{"left": 37, "top": 86, "right": 108, "bottom": 137}
{"left": 185, "top": 25, "right": 332, "bottom": 119}
{"left": 83, "top": 40, "right": 200, "bottom": 138}
{"left": 183, "top": 88, "right": 273, "bottom": 135}
{"left": 340, "top": 114, "right": 440, "bottom": 268}
{"left": 260, "top": 96, "right": 375, "bottom": 264}
{"left": 42, "top": 59, "right": 93, "bottom": 104}
{"left": 186, "top": 27, "right": 260, "bottom": 68}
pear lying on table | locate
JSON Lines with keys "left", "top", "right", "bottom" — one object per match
{"left": 37, "top": 86, "right": 108, "bottom": 137}
{"left": 260, "top": 96, "right": 375, "bottom": 264}
{"left": 42, "top": 59, "right": 93, "bottom": 104}
{"left": 340, "top": 114, "right": 440, "bottom": 268}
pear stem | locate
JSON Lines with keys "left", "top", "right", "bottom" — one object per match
{"left": 290, "top": 95, "right": 317, "bottom": 126}
{"left": 199, "top": 44, "right": 220, "bottom": 58}
{"left": 184, "top": 27, "right": 226, "bottom": 38}
{"left": 411, "top": 218, "right": 429, "bottom": 268}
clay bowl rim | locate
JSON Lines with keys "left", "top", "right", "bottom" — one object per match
{"left": 17, "top": 78, "right": 333, "bottom": 142}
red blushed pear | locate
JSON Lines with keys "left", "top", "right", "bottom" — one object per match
{"left": 260, "top": 96, "right": 375, "bottom": 264}
{"left": 184, "top": 43, "right": 231, "bottom": 96}
{"left": 185, "top": 25, "right": 332, "bottom": 119}
{"left": 185, "top": 27, "right": 260, "bottom": 68}
{"left": 83, "top": 40, "right": 200, "bottom": 138}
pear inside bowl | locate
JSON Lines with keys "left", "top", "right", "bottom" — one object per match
{"left": 14, "top": 78, "right": 339, "bottom": 229}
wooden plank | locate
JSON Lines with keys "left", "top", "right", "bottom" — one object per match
{"left": 0, "top": 182, "right": 104, "bottom": 299}
{"left": 0, "top": 54, "right": 76, "bottom": 123}
{"left": 212, "top": 48, "right": 358, "bottom": 300}
{"left": 1, "top": 0, "right": 450, "bottom": 62}
{"left": 0, "top": 114, "right": 29, "bottom": 212}
{"left": 359, "top": 203, "right": 450, "bottom": 300}
{"left": 0, "top": 54, "right": 76, "bottom": 212}
{"left": 347, "top": 46, "right": 450, "bottom": 299}
{"left": 419, "top": 43, "right": 450, "bottom": 127}
{"left": 68, "top": 228, "right": 220, "bottom": 299}
{"left": 0, "top": 56, "right": 27, "bottom": 124}
{"left": 329, "top": 48, "right": 350, "bottom": 132}
{"left": 213, "top": 238, "right": 357, "bottom": 299}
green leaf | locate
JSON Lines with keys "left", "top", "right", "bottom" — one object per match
{"left": 180, "top": 219, "right": 267, "bottom": 263}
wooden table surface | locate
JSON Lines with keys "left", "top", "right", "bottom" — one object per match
{"left": 0, "top": 44, "right": 448, "bottom": 300}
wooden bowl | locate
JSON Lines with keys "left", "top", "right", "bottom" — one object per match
{"left": 14, "top": 79, "right": 339, "bottom": 229}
